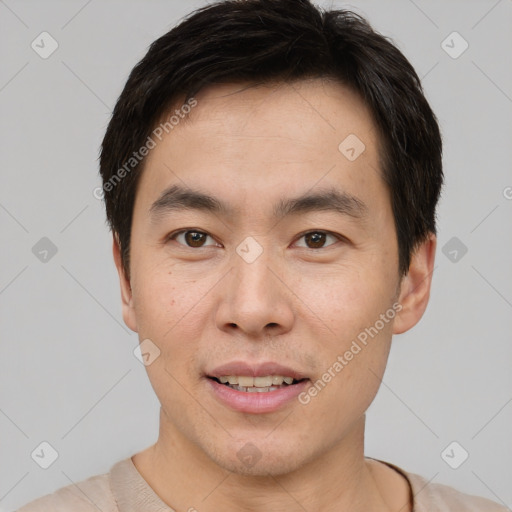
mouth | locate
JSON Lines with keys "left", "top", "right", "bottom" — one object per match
{"left": 208, "top": 375, "right": 308, "bottom": 393}
{"left": 205, "top": 363, "right": 310, "bottom": 414}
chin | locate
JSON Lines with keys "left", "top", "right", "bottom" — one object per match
{"left": 204, "top": 438, "right": 312, "bottom": 477}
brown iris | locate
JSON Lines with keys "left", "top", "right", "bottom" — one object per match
{"left": 184, "top": 231, "right": 207, "bottom": 247}
{"left": 304, "top": 232, "right": 328, "bottom": 248}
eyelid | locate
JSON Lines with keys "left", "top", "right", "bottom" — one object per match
{"left": 167, "top": 229, "right": 221, "bottom": 247}
{"left": 293, "top": 230, "right": 345, "bottom": 249}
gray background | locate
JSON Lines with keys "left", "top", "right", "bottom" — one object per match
{"left": 1, "top": 0, "right": 511, "bottom": 510}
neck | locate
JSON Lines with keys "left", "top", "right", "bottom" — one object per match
{"left": 132, "top": 409, "right": 406, "bottom": 512}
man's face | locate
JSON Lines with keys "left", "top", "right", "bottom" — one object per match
{"left": 120, "top": 79, "right": 405, "bottom": 475}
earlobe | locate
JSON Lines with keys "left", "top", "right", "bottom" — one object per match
{"left": 112, "top": 235, "right": 138, "bottom": 333}
{"left": 393, "top": 233, "right": 436, "bottom": 335}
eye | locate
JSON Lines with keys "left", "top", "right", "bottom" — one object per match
{"left": 294, "top": 230, "right": 341, "bottom": 249}
{"left": 168, "top": 230, "right": 219, "bottom": 248}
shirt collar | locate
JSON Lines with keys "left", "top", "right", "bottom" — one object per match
{"left": 110, "top": 455, "right": 425, "bottom": 511}
{"left": 110, "top": 457, "right": 175, "bottom": 512}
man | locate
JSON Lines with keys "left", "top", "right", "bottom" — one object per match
{"left": 18, "top": 0, "right": 508, "bottom": 510}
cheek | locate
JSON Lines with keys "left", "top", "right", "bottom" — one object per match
{"left": 130, "top": 266, "right": 216, "bottom": 374}
{"left": 294, "top": 263, "right": 396, "bottom": 400}
{"left": 130, "top": 270, "right": 212, "bottom": 423}
{"left": 297, "top": 262, "right": 396, "bottom": 340}
{"left": 295, "top": 270, "right": 395, "bottom": 434}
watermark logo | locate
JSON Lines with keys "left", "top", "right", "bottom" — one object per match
{"left": 441, "top": 31, "right": 469, "bottom": 59}
{"left": 32, "top": 237, "right": 58, "bottom": 263}
{"left": 31, "top": 31, "right": 59, "bottom": 59}
{"left": 31, "top": 441, "right": 59, "bottom": 469}
{"left": 442, "top": 236, "right": 468, "bottom": 263}
{"left": 237, "top": 442, "right": 262, "bottom": 468}
{"left": 338, "top": 134, "right": 366, "bottom": 161}
{"left": 236, "top": 236, "right": 264, "bottom": 264}
{"left": 134, "top": 338, "right": 161, "bottom": 366}
{"left": 441, "top": 441, "right": 469, "bottom": 469}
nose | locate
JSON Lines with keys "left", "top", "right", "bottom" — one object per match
{"left": 215, "top": 252, "right": 295, "bottom": 339}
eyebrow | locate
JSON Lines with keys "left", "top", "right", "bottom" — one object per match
{"left": 149, "top": 184, "right": 368, "bottom": 222}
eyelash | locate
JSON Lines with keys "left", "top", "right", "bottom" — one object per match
{"left": 166, "top": 229, "right": 344, "bottom": 250}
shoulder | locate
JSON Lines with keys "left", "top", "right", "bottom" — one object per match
{"left": 16, "top": 471, "right": 117, "bottom": 512}
{"left": 404, "top": 469, "right": 508, "bottom": 512}
{"left": 373, "top": 458, "right": 508, "bottom": 512}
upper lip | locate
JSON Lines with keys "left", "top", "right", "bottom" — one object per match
{"left": 207, "top": 361, "right": 308, "bottom": 380}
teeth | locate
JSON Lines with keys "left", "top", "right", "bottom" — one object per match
{"left": 230, "top": 385, "right": 284, "bottom": 393}
{"left": 238, "top": 376, "right": 254, "bottom": 387}
{"left": 254, "top": 376, "right": 273, "bottom": 387}
{"left": 216, "top": 375, "right": 296, "bottom": 387}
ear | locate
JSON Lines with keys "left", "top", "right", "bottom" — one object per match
{"left": 112, "top": 234, "right": 138, "bottom": 333}
{"left": 393, "top": 233, "right": 436, "bottom": 335}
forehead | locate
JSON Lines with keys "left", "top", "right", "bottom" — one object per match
{"left": 137, "top": 79, "right": 385, "bottom": 216}
{"left": 171, "top": 79, "right": 380, "bottom": 157}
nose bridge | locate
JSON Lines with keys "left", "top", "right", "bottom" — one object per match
{"left": 215, "top": 240, "right": 294, "bottom": 336}
{"left": 232, "top": 245, "right": 274, "bottom": 306}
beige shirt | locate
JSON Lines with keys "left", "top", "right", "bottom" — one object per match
{"left": 17, "top": 457, "right": 507, "bottom": 511}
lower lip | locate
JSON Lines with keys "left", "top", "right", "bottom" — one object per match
{"left": 207, "top": 378, "right": 310, "bottom": 414}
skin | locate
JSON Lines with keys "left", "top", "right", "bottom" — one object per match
{"left": 113, "top": 79, "right": 436, "bottom": 511}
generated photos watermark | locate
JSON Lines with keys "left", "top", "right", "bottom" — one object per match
{"left": 298, "top": 302, "right": 403, "bottom": 405}
{"left": 93, "top": 97, "right": 198, "bottom": 200}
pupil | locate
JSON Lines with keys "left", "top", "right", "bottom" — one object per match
{"left": 306, "top": 232, "right": 325, "bottom": 248}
